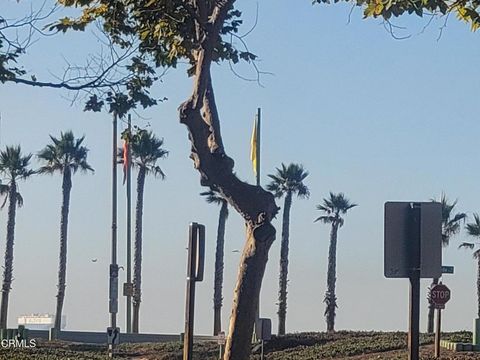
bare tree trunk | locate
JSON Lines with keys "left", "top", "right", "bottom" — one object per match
{"left": 180, "top": 72, "right": 277, "bottom": 360}
{"left": 325, "top": 222, "right": 339, "bottom": 333}
{"left": 0, "top": 182, "right": 17, "bottom": 329}
{"left": 427, "top": 277, "right": 439, "bottom": 333}
{"left": 132, "top": 167, "right": 146, "bottom": 333}
{"left": 213, "top": 201, "right": 228, "bottom": 335}
{"left": 178, "top": 2, "right": 277, "bottom": 359}
{"left": 180, "top": 84, "right": 277, "bottom": 358}
{"left": 277, "top": 191, "right": 292, "bottom": 336}
{"left": 223, "top": 222, "right": 275, "bottom": 360}
{"left": 54, "top": 168, "right": 72, "bottom": 330}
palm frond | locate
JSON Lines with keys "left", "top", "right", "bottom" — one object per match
{"left": 19, "top": 169, "right": 37, "bottom": 180}
{"left": 0, "top": 185, "right": 8, "bottom": 209}
{"left": 451, "top": 212, "right": 467, "bottom": 224}
{"left": 16, "top": 192, "right": 23, "bottom": 208}
{"left": 459, "top": 242, "right": 475, "bottom": 250}
{"left": 314, "top": 215, "right": 335, "bottom": 224}
{"left": 131, "top": 131, "right": 168, "bottom": 179}
{"left": 37, "top": 164, "right": 62, "bottom": 175}
{"left": 200, "top": 190, "right": 226, "bottom": 205}
{"left": 37, "top": 131, "right": 93, "bottom": 176}
{"left": 0, "top": 145, "right": 34, "bottom": 182}
{"left": 466, "top": 213, "right": 480, "bottom": 237}
{"left": 432, "top": 193, "right": 467, "bottom": 246}
{"left": 149, "top": 165, "right": 166, "bottom": 179}
{"left": 297, "top": 183, "right": 310, "bottom": 199}
{"left": 315, "top": 192, "right": 356, "bottom": 225}
{"left": 266, "top": 163, "right": 309, "bottom": 199}
{"left": 316, "top": 204, "right": 331, "bottom": 213}
{"left": 474, "top": 249, "right": 480, "bottom": 260}
{"left": 265, "top": 181, "right": 284, "bottom": 198}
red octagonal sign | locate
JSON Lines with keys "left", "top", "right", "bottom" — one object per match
{"left": 431, "top": 284, "right": 451, "bottom": 306}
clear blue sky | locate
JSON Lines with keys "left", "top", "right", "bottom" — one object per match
{"left": 1, "top": 0, "right": 480, "bottom": 335}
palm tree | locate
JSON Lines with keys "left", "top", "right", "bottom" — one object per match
{"left": 37, "top": 131, "right": 94, "bottom": 331}
{"left": 426, "top": 193, "right": 466, "bottom": 332}
{"left": 201, "top": 190, "right": 229, "bottom": 335}
{"left": 0, "top": 146, "right": 35, "bottom": 329}
{"left": 128, "top": 130, "right": 168, "bottom": 333}
{"left": 315, "top": 192, "right": 357, "bottom": 333}
{"left": 461, "top": 213, "right": 480, "bottom": 318}
{"left": 266, "top": 163, "right": 309, "bottom": 336}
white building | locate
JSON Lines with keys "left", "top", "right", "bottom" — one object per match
{"left": 17, "top": 314, "right": 66, "bottom": 330}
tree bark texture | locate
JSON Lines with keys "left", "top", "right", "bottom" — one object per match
{"left": 325, "top": 222, "right": 339, "bottom": 333}
{"left": 213, "top": 201, "right": 228, "bottom": 335}
{"left": 0, "top": 182, "right": 17, "bottom": 329}
{"left": 426, "top": 277, "right": 439, "bottom": 333}
{"left": 223, "top": 223, "right": 275, "bottom": 360}
{"left": 179, "top": 2, "right": 278, "bottom": 359}
{"left": 54, "top": 168, "right": 72, "bottom": 330}
{"left": 132, "top": 167, "right": 146, "bottom": 333}
{"left": 277, "top": 191, "right": 292, "bottom": 336}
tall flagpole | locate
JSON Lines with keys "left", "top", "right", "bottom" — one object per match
{"left": 109, "top": 112, "right": 119, "bottom": 357}
{"left": 254, "top": 107, "right": 261, "bottom": 342}
{"left": 256, "top": 108, "right": 261, "bottom": 186}
{"left": 126, "top": 114, "right": 132, "bottom": 333}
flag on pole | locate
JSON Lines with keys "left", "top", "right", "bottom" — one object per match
{"left": 250, "top": 116, "right": 258, "bottom": 177}
{"left": 250, "top": 108, "right": 261, "bottom": 186}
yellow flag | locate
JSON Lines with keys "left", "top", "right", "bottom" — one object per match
{"left": 250, "top": 117, "right": 258, "bottom": 176}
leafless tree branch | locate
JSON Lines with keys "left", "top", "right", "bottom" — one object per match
{"left": 382, "top": 19, "right": 412, "bottom": 40}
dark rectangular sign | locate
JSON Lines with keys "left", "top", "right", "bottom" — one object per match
{"left": 384, "top": 202, "right": 442, "bottom": 279}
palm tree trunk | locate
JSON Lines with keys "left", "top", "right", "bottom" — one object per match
{"left": 477, "top": 257, "right": 480, "bottom": 319}
{"left": 427, "top": 277, "right": 439, "bottom": 333}
{"left": 277, "top": 191, "right": 292, "bottom": 336}
{"left": 132, "top": 167, "right": 146, "bottom": 333}
{"left": 0, "top": 182, "right": 17, "bottom": 329}
{"left": 325, "top": 222, "right": 339, "bottom": 333}
{"left": 213, "top": 201, "right": 228, "bottom": 335}
{"left": 54, "top": 168, "right": 72, "bottom": 330}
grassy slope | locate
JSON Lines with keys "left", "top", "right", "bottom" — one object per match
{"left": 0, "top": 331, "right": 476, "bottom": 359}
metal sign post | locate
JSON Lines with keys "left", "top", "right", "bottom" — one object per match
{"left": 183, "top": 223, "right": 205, "bottom": 360}
{"left": 217, "top": 331, "right": 225, "bottom": 360}
{"left": 430, "top": 283, "right": 451, "bottom": 359}
{"left": 408, "top": 203, "right": 421, "bottom": 360}
{"left": 384, "top": 201, "right": 442, "bottom": 360}
{"left": 435, "top": 307, "right": 442, "bottom": 359}
{"left": 256, "top": 318, "right": 271, "bottom": 360}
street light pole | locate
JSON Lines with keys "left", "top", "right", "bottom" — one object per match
{"left": 126, "top": 114, "right": 132, "bottom": 333}
{"left": 108, "top": 112, "right": 119, "bottom": 357}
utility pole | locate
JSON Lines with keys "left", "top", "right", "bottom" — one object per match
{"left": 126, "top": 114, "right": 132, "bottom": 333}
{"left": 108, "top": 112, "right": 119, "bottom": 357}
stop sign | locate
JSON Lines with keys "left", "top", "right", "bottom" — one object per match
{"left": 430, "top": 284, "right": 451, "bottom": 306}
